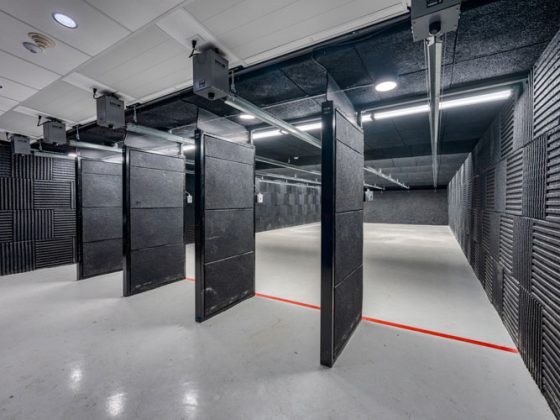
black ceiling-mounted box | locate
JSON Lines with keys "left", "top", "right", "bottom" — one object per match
{"left": 411, "top": 0, "right": 461, "bottom": 41}
{"left": 10, "top": 134, "right": 31, "bottom": 155}
{"left": 193, "top": 49, "right": 230, "bottom": 101}
{"left": 97, "top": 94, "right": 125, "bottom": 129}
{"left": 42, "top": 120, "right": 67, "bottom": 145}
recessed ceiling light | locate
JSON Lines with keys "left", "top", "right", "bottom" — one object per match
{"left": 375, "top": 80, "right": 398, "bottom": 92}
{"left": 52, "top": 12, "right": 78, "bottom": 29}
{"left": 239, "top": 114, "right": 255, "bottom": 120}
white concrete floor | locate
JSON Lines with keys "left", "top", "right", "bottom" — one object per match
{"left": 0, "top": 223, "right": 554, "bottom": 419}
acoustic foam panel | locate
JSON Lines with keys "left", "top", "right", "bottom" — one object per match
{"left": 78, "top": 159, "right": 123, "bottom": 280}
{"left": 124, "top": 149, "right": 184, "bottom": 295}
{"left": 448, "top": 31, "right": 560, "bottom": 414}
{"left": 505, "top": 149, "right": 524, "bottom": 215}
{"left": 0, "top": 144, "right": 76, "bottom": 276}
{"left": 195, "top": 132, "right": 255, "bottom": 321}
{"left": 542, "top": 306, "right": 560, "bottom": 416}
{"left": 533, "top": 30, "right": 560, "bottom": 138}
{"left": 523, "top": 134, "right": 548, "bottom": 220}
{"left": 321, "top": 103, "right": 364, "bottom": 367}
{"left": 546, "top": 127, "right": 560, "bottom": 223}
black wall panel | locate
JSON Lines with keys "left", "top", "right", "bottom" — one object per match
{"left": 364, "top": 189, "right": 449, "bottom": 225}
{"left": 448, "top": 29, "right": 560, "bottom": 418}
{"left": 0, "top": 144, "right": 76, "bottom": 276}
{"left": 255, "top": 180, "right": 320, "bottom": 232}
{"left": 77, "top": 159, "right": 123, "bottom": 279}
{"left": 321, "top": 102, "right": 364, "bottom": 367}
{"left": 194, "top": 132, "right": 255, "bottom": 321}
{"left": 124, "top": 149, "right": 185, "bottom": 296}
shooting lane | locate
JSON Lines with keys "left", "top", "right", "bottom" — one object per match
{"left": 122, "top": 133, "right": 186, "bottom": 297}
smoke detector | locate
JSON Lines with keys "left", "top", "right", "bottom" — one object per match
{"left": 23, "top": 32, "right": 56, "bottom": 54}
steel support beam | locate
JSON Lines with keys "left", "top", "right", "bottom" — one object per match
{"left": 426, "top": 36, "right": 443, "bottom": 189}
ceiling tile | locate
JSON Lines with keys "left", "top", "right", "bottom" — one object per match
{"left": 0, "top": 96, "right": 18, "bottom": 112}
{"left": 0, "top": 11, "right": 90, "bottom": 75}
{"left": 0, "top": 0, "right": 130, "bottom": 56}
{"left": 22, "top": 80, "right": 96, "bottom": 123}
{"left": 0, "top": 77, "right": 38, "bottom": 101}
{"left": 0, "top": 50, "right": 59, "bottom": 90}
{"left": 186, "top": 0, "right": 405, "bottom": 63}
{"left": 0, "top": 110, "right": 43, "bottom": 137}
{"left": 79, "top": 25, "right": 190, "bottom": 99}
{"left": 85, "top": 0, "right": 183, "bottom": 31}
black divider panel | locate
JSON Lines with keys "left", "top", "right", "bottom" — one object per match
{"left": 77, "top": 159, "right": 122, "bottom": 279}
{"left": 0, "top": 144, "right": 76, "bottom": 275}
{"left": 123, "top": 148, "right": 185, "bottom": 296}
{"left": 194, "top": 131, "right": 255, "bottom": 322}
{"left": 320, "top": 102, "right": 364, "bottom": 367}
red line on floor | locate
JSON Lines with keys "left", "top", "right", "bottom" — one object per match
{"left": 183, "top": 277, "right": 518, "bottom": 354}
{"left": 255, "top": 292, "right": 321, "bottom": 310}
{"left": 361, "top": 316, "right": 518, "bottom": 353}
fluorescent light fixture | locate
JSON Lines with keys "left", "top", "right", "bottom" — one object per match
{"left": 52, "top": 12, "right": 78, "bottom": 29}
{"left": 440, "top": 89, "right": 513, "bottom": 110}
{"left": 374, "top": 104, "right": 430, "bottom": 120}
{"left": 252, "top": 121, "right": 322, "bottom": 140}
{"left": 296, "top": 122, "right": 322, "bottom": 131}
{"left": 371, "top": 89, "right": 513, "bottom": 121}
{"left": 182, "top": 144, "right": 196, "bottom": 153}
{"left": 253, "top": 129, "right": 282, "bottom": 140}
{"left": 239, "top": 114, "right": 255, "bottom": 120}
{"left": 375, "top": 80, "right": 397, "bottom": 92}
{"left": 67, "top": 152, "right": 77, "bottom": 158}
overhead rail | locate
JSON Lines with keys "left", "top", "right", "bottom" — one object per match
{"left": 425, "top": 36, "right": 443, "bottom": 189}
{"left": 224, "top": 94, "right": 322, "bottom": 149}
{"left": 126, "top": 123, "right": 194, "bottom": 145}
{"left": 255, "top": 156, "right": 321, "bottom": 176}
{"left": 256, "top": 171, "right": 321, "bottom": 185}
{"left": 364, "top": 166, "right": 409, "bottom": 190}
{"left": 365, "top": 183, "right": 384, "bottom": 191}
{"left": 68, "top": 140, "right": 122, "bottom": 153}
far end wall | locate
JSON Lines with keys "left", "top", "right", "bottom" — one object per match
{"left": 364, "top": 189, "right": 448, "bottom": 225}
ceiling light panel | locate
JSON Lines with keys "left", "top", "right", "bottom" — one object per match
{"left": 84, "top": 0, "right": 183, "bottom": 31}
{"left": 52, "top": 12, "right": 77, "bottom": 28}
{"left": 79, "top": 25, "right": 191, "bottom": 99}
{"left": 0, "top": 11, "right": 90, "bottom": 75}
{"left": 184, "top": 0, "right": 406, "bottom": 64}
{"left": 375, "top": 80, "right": 398, "bottom": 92}
{"left": 0, "top": 0, "right": 130, "bottom": 56}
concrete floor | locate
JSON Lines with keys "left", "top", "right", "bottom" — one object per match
{"left": 0, "top": 223, "right": 554, "bottom": 419}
